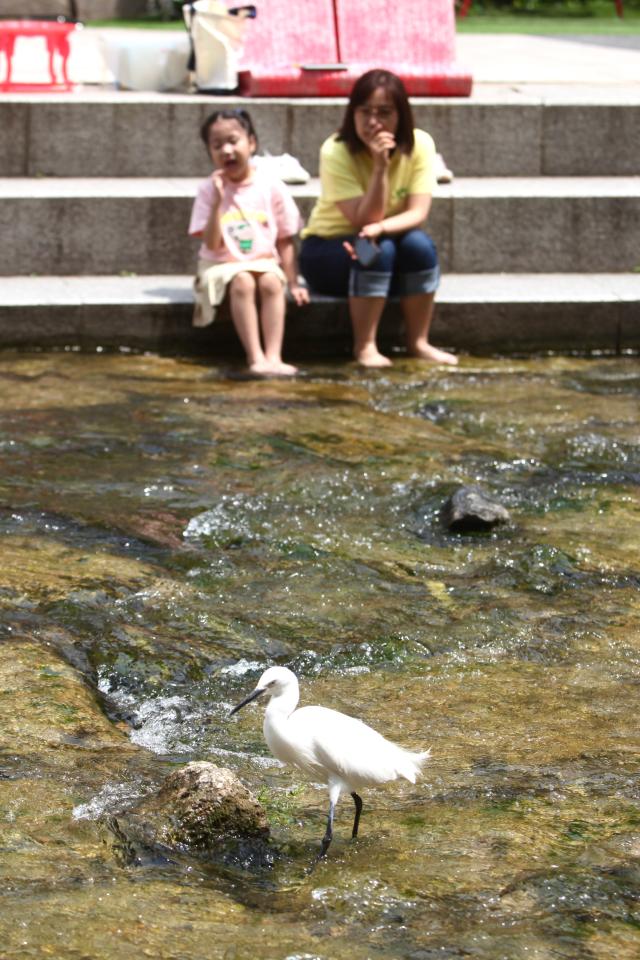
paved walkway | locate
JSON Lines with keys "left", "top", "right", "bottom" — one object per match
{"left": 4, "top": 26, "right": 640, "bottom": 93}
{"left": 458, "top": 32, "right": 640, "bottom": 86}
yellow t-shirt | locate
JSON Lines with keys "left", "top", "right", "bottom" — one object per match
{"left": 302, "top": 128, "right": 436, "bottom": 239}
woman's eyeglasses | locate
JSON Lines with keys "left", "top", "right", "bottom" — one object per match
{"left": 355, "top": 107, "right": 397, "bottom": 120}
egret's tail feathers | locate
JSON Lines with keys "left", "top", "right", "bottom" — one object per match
{"left": 399, "top": 747, "right": 432, "bottom": 784}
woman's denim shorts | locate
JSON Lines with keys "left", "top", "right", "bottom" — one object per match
{"left": 299, "top": 228, "right": 440, "bottom": 299}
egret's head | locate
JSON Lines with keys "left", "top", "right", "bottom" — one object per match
{"left": 229, "top": 666, "right": 297, "bottom": 716}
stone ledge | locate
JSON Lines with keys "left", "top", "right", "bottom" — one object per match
{"left": 2, "top": 177, "right": 639, "bottom": 276}
{"left": 1, "top": 94, "right": 639, "bottom": 178}
{"left": 4, "top": 272, "right": 639, "bottom": 306}
{"left": 4, "top": 175, "right": 640, "bottom": 199}
{"left": 1, "top": 273, "right": 637, "bottom": 356}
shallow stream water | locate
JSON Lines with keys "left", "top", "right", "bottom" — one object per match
{"left": 0, "top": 351, "right": 639, "bottom": 959}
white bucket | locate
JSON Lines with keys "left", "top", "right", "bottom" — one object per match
{"left": 100, "top": 31, "right": 190, "bottom": 91}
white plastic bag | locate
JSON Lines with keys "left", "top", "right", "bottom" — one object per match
{"left": 183, "top": 1, "right": 255, "bottom": 92}
{"left": 253, "top": 153, "right": 310, "bottom": 185}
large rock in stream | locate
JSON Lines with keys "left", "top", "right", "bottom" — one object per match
{"left": 442, "top": 485, "right": 511, "bottom": 532}
{"left": 109, "top": 762, "right": 270, "bottom": 863}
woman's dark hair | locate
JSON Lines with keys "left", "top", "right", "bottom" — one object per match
{"left": 200, "top": 108, "right": 258, "bottom": 149}
{"left": 337, "top": 69, "right": 415, "bottom": 155}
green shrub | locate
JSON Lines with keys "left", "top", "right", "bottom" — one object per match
{"left": 468, "top": 0, "right": 640, "bottom": 11}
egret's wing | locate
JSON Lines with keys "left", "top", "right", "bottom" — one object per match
{"left": 294, "top": 706, "right": 427, "bottom": 788}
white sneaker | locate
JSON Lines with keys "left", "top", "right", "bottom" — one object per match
{"left": 435, "top": 152, "right": 453, "bottom": 184}
{"left": 253, "top": 152, "right": 311, "bottom": 184}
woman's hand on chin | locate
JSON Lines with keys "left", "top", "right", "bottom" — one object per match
{"left": 368, "top": 130, "right": 396, "bottom": 167}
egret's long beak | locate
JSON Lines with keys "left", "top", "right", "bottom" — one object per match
{"left": 229, "top": 687, "right": 265, "bottom": 716}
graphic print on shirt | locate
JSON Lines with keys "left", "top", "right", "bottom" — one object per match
{"left": 221, "top": 208, "right": 269, "bottom": 258}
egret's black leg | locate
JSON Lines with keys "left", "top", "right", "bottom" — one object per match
{"left": 351, "top": 792, "right": 363, "bottom": 838}
{"left": 319, "top": 799, "right": 335, "bottom": 858}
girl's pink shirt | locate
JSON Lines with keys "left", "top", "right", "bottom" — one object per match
{"left": 189, "top": 171, "right": 302, "bottom": 264}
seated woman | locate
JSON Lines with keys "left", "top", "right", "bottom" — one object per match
{"left": 299, "top": 68, "right": 457, "bottom": 369}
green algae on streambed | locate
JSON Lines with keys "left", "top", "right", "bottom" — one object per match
{"left": 0, "top": 352, "right": 638, "bottom": 959}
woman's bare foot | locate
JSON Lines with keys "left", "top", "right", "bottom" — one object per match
{"left": 408, "top": 341, "right": 458, "bottom": 365}
{"left": 355, "top": 344, "right": 393, "bottom": 368}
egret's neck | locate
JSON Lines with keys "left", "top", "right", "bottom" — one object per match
{"left": 262, "top": 684, "right": 300, "bottom": 767}
{"left": 265, "top": 686, "right": 299, "bottom": 722}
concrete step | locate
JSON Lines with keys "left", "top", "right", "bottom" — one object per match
{"left": 1, "top": 273, "right": 638, "bottom": 356}
{"left": 2, "top": 176, "right": 639, "bottom": 276}
{"left": 1, "top": 91, "right": 639, "bottom": 179}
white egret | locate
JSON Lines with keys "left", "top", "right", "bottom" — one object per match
{"left": 230, "top": 666, "right": 430, "bottom": 857}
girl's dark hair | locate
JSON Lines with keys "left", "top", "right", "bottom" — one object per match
{"left": 337, "top": 69, "right": 415, "bottom": 155}
{"left": 200, "top": 108, "right": 258, "bottom": 148}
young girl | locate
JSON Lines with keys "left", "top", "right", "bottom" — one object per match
{"left": 189, "top": 108, "right": 309, "bottom": 376}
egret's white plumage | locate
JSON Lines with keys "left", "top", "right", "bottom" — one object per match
{"left": 230, "top": 665, "right": 430, "bottom": 855}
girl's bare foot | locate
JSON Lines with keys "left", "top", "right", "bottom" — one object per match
{"left": 273, "top": 360, "right": 298, "bottom": 376}
{"left": 248, "top": 359, "right": 275, "bottom": 376}
{"left": 408, "top": 341, "right": 458, "bottom": 365}
{"left": 249, "top": 359, "right": 298, "bottom": 377}
{"left": 355, "top": 345, "right": 392, "bottom": 368}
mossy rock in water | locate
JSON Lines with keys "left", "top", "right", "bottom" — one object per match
{"left": 109, "top": 762, "right": 269, "bottom": 860}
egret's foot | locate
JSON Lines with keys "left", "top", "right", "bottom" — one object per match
{"left": 318, "top": 836, "right": 332, "bottom": 859}
{"left": 355, "top": 345, "right": 392, "bottom": 368}
{"left": 408, "top": 341, "right": 458, "bottom": 366}
{"left": 308, "top": 841, "right": 330, "bottom": 873}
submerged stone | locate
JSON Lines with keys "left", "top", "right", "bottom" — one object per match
{"left": 109, "top": 761, "right": 269, "bottom": 859}
{"left": 442, "top": 485, "right": 511, "bottom": 532}
{"left": 0, "top": 638, "right": 133, "bottom": 757}
{"left": 0, "top": 535, "right": 158, "bottom": 604}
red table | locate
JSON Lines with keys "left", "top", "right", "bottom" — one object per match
{"left": 0, "top": 19, "right": 78, "bottom": 91}
{"left": 237, "top": 0, "right": 472, "bottom": 97}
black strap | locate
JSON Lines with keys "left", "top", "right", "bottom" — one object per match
{"left": 185, "top": 2, "right": 196, "bottom": 72}
{"left": 228, "top": 5, "right": 257, "bottom": 17}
